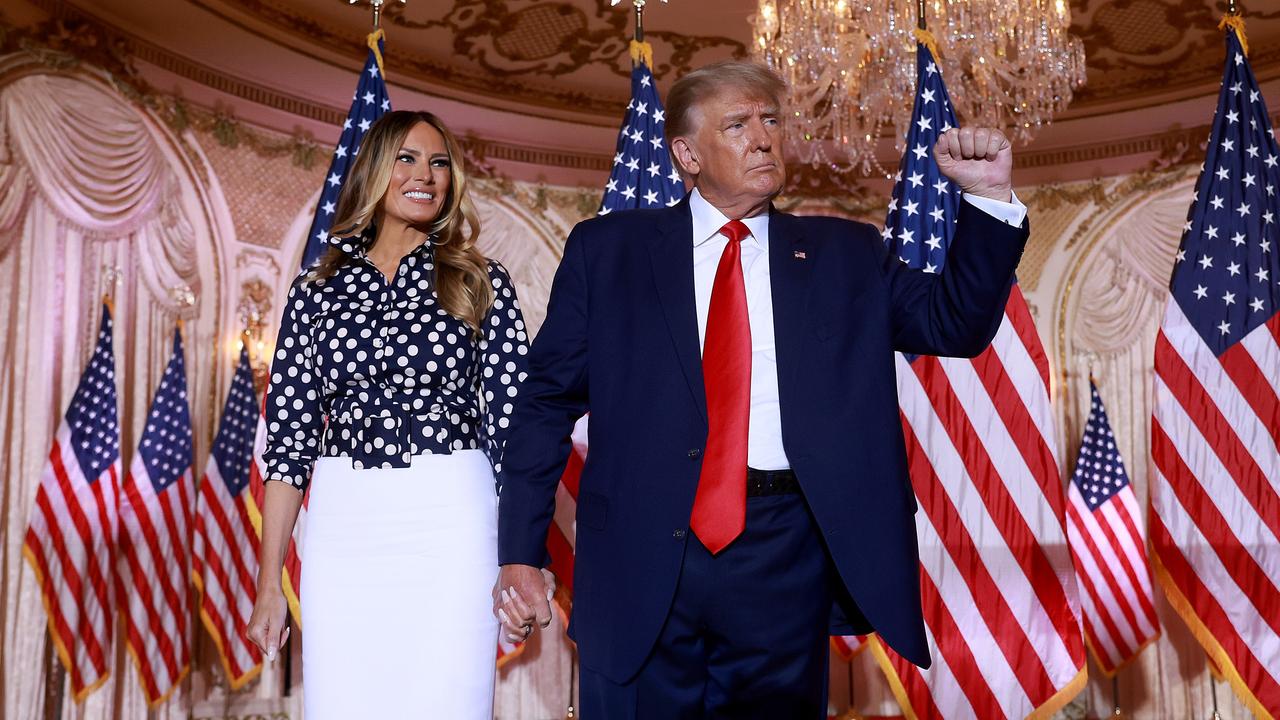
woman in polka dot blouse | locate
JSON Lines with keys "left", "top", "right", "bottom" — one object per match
{"left": 245, "top": 111, "right": 533, "bottom": 718}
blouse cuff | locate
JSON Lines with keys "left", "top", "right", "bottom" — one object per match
{"left": 265, "top": 457, "right": 313, "bottom": 492}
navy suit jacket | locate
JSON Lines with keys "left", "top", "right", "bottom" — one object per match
{"left": 498, "top": 196, "right": 1028, "bottom": 683}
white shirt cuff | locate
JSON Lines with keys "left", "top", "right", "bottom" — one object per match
{"left": 962, "top": 191, "right": 1027, "bottom": 227}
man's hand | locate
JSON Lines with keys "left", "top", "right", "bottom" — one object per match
{"left": 934, "top": 127, "right": 1013, "bottom": 203}
{"left": 493, "top": 564, "right": 555, "bottom": 643}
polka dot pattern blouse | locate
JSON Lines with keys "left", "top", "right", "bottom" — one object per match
{"left": 263, "top": 235, "right": 529, "bottom": 492}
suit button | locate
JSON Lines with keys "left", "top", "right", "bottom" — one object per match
{"left": 687, "top": 448, "right": 702, "bottom": 458}
{"left": 673, "top": 529, "right": 686, "bottom": 539}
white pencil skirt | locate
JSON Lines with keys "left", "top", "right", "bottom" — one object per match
{"left": 300, "top": 450, "right": 499, "bottom": 719}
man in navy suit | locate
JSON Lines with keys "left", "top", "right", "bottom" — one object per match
{"left": 495, "top": 60, "right": 1029, "bottom": 717}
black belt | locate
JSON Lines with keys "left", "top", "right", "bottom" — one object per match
{"left": 746, "top": 468, "right": 800, "bottom": 497}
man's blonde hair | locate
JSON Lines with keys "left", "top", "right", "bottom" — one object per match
{"left": 665, "top": 60, "right": 786, "bottom": 142}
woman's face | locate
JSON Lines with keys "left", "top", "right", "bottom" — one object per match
{"left": 380, "top": 121, "right": 452, "bottom": 228}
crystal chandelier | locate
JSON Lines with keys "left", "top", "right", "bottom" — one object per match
{"left": 752, "top": 0, "right": 1086, "bottom": 176}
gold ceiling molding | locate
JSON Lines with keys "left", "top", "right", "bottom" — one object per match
{"left": 5, "top": 3, "right": 1269, "bottom": 196}
{"left": 184, "top": 0, "right": 744, "bottom": 119}
{"left": 1069, "top": 0, "right": 1280, "bottom": 106}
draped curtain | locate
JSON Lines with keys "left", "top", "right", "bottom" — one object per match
{"left": 1043, "top": 176, "right": 1252, "bottom": 718}
{"left": 0, "top": 64, "right": 222, "bottom": 720}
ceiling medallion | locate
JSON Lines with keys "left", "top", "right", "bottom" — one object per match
{"left": 753, "top": 0, "right": 1086, "bottom": 176}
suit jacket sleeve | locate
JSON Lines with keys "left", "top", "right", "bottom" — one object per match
{"left": 878, "top": 200, "right": 1028, "bottom": 357}
{"left": 497, "top": 224, "right": 591, "bottom": 567}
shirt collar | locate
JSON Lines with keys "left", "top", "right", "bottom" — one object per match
{"left": 689, "top": 187, "right": 769, "bottom": 249}
{"left": 330, "top": 225, "right": 437, "bottom": 262}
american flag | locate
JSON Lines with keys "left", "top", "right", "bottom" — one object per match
{"left": 22, "top": 303, "right": 121, "bottom": 700}
{"left": 543, "top": 49, "right": 686, "bottom": 628}
{"left": 247, "top": 31, "right": 391, "bottom": 629}
{"left": 831, "top": 635, "right": 867, "bottom": 661}
{"left": 118, "top": 327, "right": 196, "bottom": 705}
{"left": 1149, "top": 25, "right": 1280, "bottom": 715}
{"left": 871, "top": 42, "right": 1087, "bottom": 717}
{"left": 596, "top": 53, "right": 684, "bottom": 215}
{"left": 192, "top": 347, "right": 263, "bottom": 688}
{"left": 1065, "top": 381, "right": 1159, "bottom": 675}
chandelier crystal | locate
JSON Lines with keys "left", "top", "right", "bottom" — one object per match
{"left": 752, "top": 0, "right": 1086, "bottom": 176}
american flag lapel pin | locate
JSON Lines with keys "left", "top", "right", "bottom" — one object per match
{"left": 794, "top": 249, "right": 807, "bottom": 260}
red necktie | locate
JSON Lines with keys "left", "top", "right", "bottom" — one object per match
{"left": 690, "top": 219, "right": 751, "bottom": 555}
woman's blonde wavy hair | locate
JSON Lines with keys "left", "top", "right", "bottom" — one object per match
{"left": 308, "top": 110, "right": 493, "bottom": 336}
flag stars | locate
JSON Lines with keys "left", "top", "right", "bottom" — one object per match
{"left": 1222, "top": 137, "right": 1235, "bottom": 152}
{"left": 1199, "top": 254, "right": 1214, "bottom": 269}
{"left": 899, "top": 229, "right": 915, "bottom": 244}
{"left": 1211, "top": 195, "right": 1225, "bottom": 210}
{"left": 1205, "top": 225, "right": 1219, "bottom": 240}
{"left": 647, "top": 162, "right": 661, "bottom": 178}
{"left": 643, "top": 189, "right": 659, "bottom": 205}
{"left": 926, "top": 235, "right": 942, "bottom": 251}
{"left": 1222, "top": 291, "right": 1236, "bottom": 306}
{"left": 1244, "top": 173, "right": 1256, "bottom": 188}
{"left": 629, "top": 128, "right": 644, "bottom": 144}
{"left": 903, "top": 199, "right": 920, "bottom": 217}
{"left": 327, "top": 173, "right": 342, "bottom": 187}
{"left": 1227, "top": 261, "right": 1242, "bottom": 276}
{"left": 362, "top": 91, "right": 375, "bottom": 105}
{"left": 1237, "top": 202, "right": 1252, "bottom": 217}
{"left": 1226, "top": 110, "right": 1239, "bottom": 125}
{"left": 933, "top": 178, "right": 949, "bottom": 194}
{"left": 650, "top": 135, "right": 664, "bottom": 151}
{"left": 913, "top": 143, "right": 929, "bottom": 160}
{"left": 1256, "top": 267, "right": 1270, "bottom": 282}
{"left": 929, "top": 206, "right": 945, "bottom": 223}
{"left": 1232, "top": 232, "right": 1246, "bottom": 246}
{"left": 625, "top": 157, "right": 640, "bottom": 172}
{"left": 908, "top": 171, "right": 924, "bottom": 188}
{"left": 1219, "top": 320, "right": 1232, "bottom": 335}
{"left": 621, "top": 185, "right": 636, "bottom": 200}
{"left": 1194, "top": 284, "right": 1209, "bottom": 299}
{"left": 917, "top": 116, "right": 933, "bottom": 132}
{"left": 1251, "top": 297, "right": 1266, "bottom": 312}
{"left": 1216, "top": 167, "right": 1231, "bottom": 181}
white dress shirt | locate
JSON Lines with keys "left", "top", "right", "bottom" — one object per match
{"left": 688, "top": 187, "right": 1027, "bottom": 471}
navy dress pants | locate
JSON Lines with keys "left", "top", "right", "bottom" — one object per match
{"left": 579, "top": 492, "right": 834, "bottom": 719}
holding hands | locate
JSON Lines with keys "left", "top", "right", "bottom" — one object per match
{"left": 933, "top": 127, "right": 1014, "bottom": 203}
{"left": 494, "top": 564, "right": 557, "bottom": 642}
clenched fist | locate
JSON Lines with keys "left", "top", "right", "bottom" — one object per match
{"left": 934, "top": 127, "right": 1013, "bottom": 203}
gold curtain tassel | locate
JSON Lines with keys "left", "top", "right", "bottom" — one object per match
{"left": 629, "top": 39, "right": 654, "bottom": 69}
{"left": 367, "top": 28, "right": 387, "bottom": 78}
{"left": 1218, "top": 14, "right": 1249, "bottom": 57}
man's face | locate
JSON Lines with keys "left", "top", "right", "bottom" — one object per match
{"left": 674, "top": 88, "right": 786, "bottom": 213}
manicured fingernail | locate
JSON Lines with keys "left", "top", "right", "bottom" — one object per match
{"left": 267, "top": 646, "right": 277, "bottom": 662}
{"left": 500, "top": 589, "right": 510, "bottom": 604}
{"left": 498, "top": 608, "right": 510, "bottom": 624}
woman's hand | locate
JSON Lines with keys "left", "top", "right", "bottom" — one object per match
{"left": 246, "top": 585, "right": 291, "bottom": 662}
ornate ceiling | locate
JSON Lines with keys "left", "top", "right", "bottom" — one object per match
{"left": 6, "top": 0, "right": 1280, "bottom": 188}
{"left": 184, "top": 0, "right": 1280, "bottom": 121}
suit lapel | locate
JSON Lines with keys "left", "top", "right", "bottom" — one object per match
{"left": 768, "top": 211, "right": 815, "bottom": 399}
{"left": 648, "top": 200, "right": 708, "bottom": 424}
